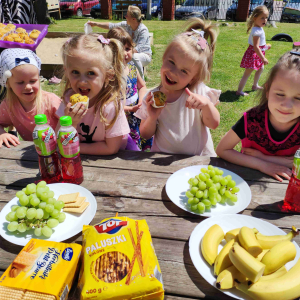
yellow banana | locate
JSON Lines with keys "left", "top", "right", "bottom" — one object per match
{"left": 201, "top": 224, "right": 224, "bottom": 266}
{"left": 225, "top": 227, "right": 259, "bottom": 243}
{"left": 259, "top": 266, "right": 287, "bottom": 281}
{"left": 236, "top": 257, "right": 300, "bottom": 300}
{"left": 239, "top": 226, "right": 263, "bottom": 257}
{"left": 255, "top": 226, "right": 298, "bottom": 249}
{"left": 256, "top": 249, "right": 269, "bottom": 262}
{"left": 216, "top": 265, "right": 247, "bottom": 289}
{"left": 261, "top": 240, "right": 296, "bottom": 275}
{"left": 214, "top": 239, "right": 235, "bottom": 276}
{"left": 229, "top": 242, "right": 265, "bottom": 283}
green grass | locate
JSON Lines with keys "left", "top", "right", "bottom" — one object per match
{"left": 43, "top": 18, "right": 300, "bottom": 149}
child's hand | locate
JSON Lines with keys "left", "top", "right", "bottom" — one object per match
{"left": 87, "top": 21, "right": 97, "bottom": 27}
{"left": 242, "top": 148, "right": 264, "bottom": 159}
{"left": 125, "top": 103, "right": 142, "bottom": 113}
{"left": 0, "top": 132, "right": 20, "bottom": 148}
{"left": 145, "top": 92, "right": 163, "bottom": 120}
{"left": 185, "top": 88, "right": 209, "bottom": 109}
{"left": 263, "top": 58, "right": 269, "bottom": 65}
{"left": 64, "top": 103, "right": 87, "bottom": 128}
{"left": 259, "top": 161, "right": 291, "bottom": 182}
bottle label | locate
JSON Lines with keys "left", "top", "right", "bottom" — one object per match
{"left": 57, "top": 130, "right": 80, "bottom": 158}
{"left": 292, "top": 150, "right": 300, "bottom": 179}
{"left": 33, "top": 127, "right": 56, "bottom": 156}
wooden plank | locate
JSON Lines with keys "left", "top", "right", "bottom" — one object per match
{"left": 0, "top": 142, "right": 283, "bottom": 183}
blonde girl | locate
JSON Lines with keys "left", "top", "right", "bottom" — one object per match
{"left": 217, "top": 50, "right": 300, "bottom": 182}
{"left": 61, "top": 33, "right": 130, "bottom": 155}
{"left": 237, "top": 6, "right": 270, "bottom": 96}
{"left": 0, "top": 48, "right": 62, "bottom": 148}
{"left": 135, "top": 18, "right": 221, "bottom": 156}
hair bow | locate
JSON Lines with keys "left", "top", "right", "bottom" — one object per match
{"left": 15, "top": 57, "right": 30, "bottom": 66}
{"left": 98, "top": 35, "right": 110, "bottom": 45}
{"left": 185, "top": 28, "right": 208, "bottom": 50}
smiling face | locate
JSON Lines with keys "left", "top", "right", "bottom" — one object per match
{"left": 124, "top": 43, "right": 133, "bottom": 64}
{"left": 267, "top": 69, "right": 300, "bottom": 132}
{"left": 160, "top": 45, "right": 198, "bottom": 93}
{"left": 254, "top": 12, "right": 269, "bottom": 27}
{"left": 65, "top": 50, "right": 106, "bottom": 104}
{"left": 8, "top": 64, "right": 40, "bottom": 111}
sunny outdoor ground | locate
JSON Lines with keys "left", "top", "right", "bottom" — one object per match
{"left": 43, "top": 18, "right": 300, "bottom": 151}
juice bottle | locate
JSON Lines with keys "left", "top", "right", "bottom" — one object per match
{"left": 57, "top": 116, "right": 83, "bottom": 185}
{"left": 283, "top": 149, "right": 300, "bottom": 212}
{"left": 33, "top": 114, "right": 62, "bottom": 183}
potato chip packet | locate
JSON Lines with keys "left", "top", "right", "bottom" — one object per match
{"left": 79, "top": 216, "right": 164, "bottom": 300}
{"left": 0, "top": 239, "right": 82, "bottom": 300}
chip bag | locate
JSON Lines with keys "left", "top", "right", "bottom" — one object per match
{"left": 0, "top": 239, "right": 82, "bottom": 300}
{"left": 79, "top": 216, "right": 164, "bottom": 300}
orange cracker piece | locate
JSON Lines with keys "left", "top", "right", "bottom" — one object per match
{"left": 58, "top": 192, "right": 79, "bottom": 204}
{"left": 23, "top": 290, "right": 56, "bottom": 300}
{"left": 13, "top": 251, "right": 38, "bottom": 271}
{"left": 0, "top": 286, "right": 25, "bottom": 300}
{"left": 63, "top": 201, "right": 89, "bottom": 213}
{"left": 64, "top": 196, "right": 86, "bottom": 208}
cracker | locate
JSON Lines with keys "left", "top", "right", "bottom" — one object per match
{"left": 64, "top": 196, "right": 86, "bottom": 208}
{"left": 13, "top": 251, "right": 38, "bottom": 271}
{"left": 23, "top": 290, "right": 56, "bottom": 300}
{"left": 57, "top": 192, "right": 79, "bottom": 204}
{"left": 0, "top": 286, "right": 24, "bottom": 300}
{"left": 63, "top": 202, "right": 89, "bottom": 213}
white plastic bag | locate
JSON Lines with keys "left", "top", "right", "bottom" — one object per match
{"left": 84, "top": 23, "right": 93, "bottom": 34}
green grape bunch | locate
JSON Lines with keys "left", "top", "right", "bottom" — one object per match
{"left": 185, "top": 165, "right": 240, "bottom": 214}
{"left": 5, "top": 181, "right": 66, "bottom": 238}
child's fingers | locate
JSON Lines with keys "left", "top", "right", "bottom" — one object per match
{"left": 145, "top": 92, "right": 153, "bottom": 104}
{"left": 8, "top": 135, "right": 20, "bottom": 146}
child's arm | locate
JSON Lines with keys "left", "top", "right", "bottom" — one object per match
{"left": 242, "top": 147, "right": 294, "bottom": 168}
{"left": 0, "top": 125, "right": 20, "bottom": 148}
{"left": 139, "top": 93, "right": 163, "bottom": 139}
{"left": 216, "top": 129, "right": 292, "bottom": 182}
{"left": 253, "top": 36, "right": 268, "bottom": 65}
{"left": 185, "top": 88, "right": 220, "bottom": 130}
{"left": 79, "top": 136, "right": 123, "bottom": 155}
{"left": 137, "top": 71, "right": 147, "bottom": 105}
{"left": 87, "top": 21, "right": 110, "bottom": 30}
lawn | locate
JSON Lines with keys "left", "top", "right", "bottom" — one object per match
{"left": 43, "top": 18, "right": 300, "bottom": 150}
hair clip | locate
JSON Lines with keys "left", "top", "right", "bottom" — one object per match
{"left": 184, "top": 28, "right": 208, "bottom": 50}
{"left": 291, "top": 51, "right": 300, "bottom": 56}
{"left": 98, "top": 35, "right": 110, "bottom": 45}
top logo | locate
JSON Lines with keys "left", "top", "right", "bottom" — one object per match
{"left": 94, "top": 219, "right": 128, "bottom": 234}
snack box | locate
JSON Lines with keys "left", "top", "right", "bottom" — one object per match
{"left": 0, "top": 239, "right": 82, "bottom": 300}
{"left": 0, "top": 24, "right": 48, "bottom": 51}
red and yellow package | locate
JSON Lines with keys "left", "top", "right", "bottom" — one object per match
{"left": 79, "top": 216, "right": 164, "bottom": 300}
{"left": 0, "top": 239, "right": 82, "bottom": 300}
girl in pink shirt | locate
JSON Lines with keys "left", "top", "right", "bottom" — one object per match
{"left": 61, "top": 34, "right": 130, "bottom": 155}
{"left": 0, "top": 49, "right": 62, "bottom": 148}
{"left": 217, "top": 50, "right": 300, "bottom": 182}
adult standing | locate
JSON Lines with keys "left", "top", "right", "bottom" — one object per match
{"left": 88, "top": 5, "right": 152, "bottom": 78}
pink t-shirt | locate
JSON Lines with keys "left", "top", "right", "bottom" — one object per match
{"left": 62, "top": 90, "right": 130, "bottom": 149}
{"left": 0, "top": 91, "right": 63, "bottom": 141}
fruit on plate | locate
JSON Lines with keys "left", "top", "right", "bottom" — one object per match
{"left": 259, "top": 266, "right": 287, "bottom": 281}
{"left": 255, "top": 226, "right": 299, "bottom": 249}
{"left": 201, "top": 224, "right": 224, "bottom": 266}
{"left": 261, "top": 240, "right": 296, "bottom": 275}
{"left": 235, "top": 257, "right": 300, "bottom": 300}
{"left": 185, "top": 165, "right": 239, "bottom": 214}
{"left": 238, "top": 226, "right": 263, "bottom": 257}
{"left": 216, "top": 265, "right": 247, "bottom": 289}
{"left": 256, "top": 249, "right": 269, "bottom": 262}
{"left": 214, "top": 239, "right": 235, "bottom": 276}
{"left": 229, "top": 242, "right": 265, "bottom": 283}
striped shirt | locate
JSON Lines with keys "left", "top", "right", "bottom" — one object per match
{"left": 109, "top": 21, "right": 152, "bottom": 56}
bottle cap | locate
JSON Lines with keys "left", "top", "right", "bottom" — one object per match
{"left": 34, "top": 114, "right": 47, "bottom": 125}
{"left": 60, "top": 116, "right": 72, "bottom": 126}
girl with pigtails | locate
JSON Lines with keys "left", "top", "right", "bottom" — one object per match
{"left": 135, "top": 18, "right": 221, "bottom": 156}
{"left": 61, "top": 33, "right": 130, "bottom": 155}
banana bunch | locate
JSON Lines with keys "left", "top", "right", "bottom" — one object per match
{"left": 200, "top": 224, "right": 300, "bottom": 299}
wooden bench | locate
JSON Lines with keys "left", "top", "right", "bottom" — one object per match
{"left": 114, "top": 0, "right": 142, "bottom": 20}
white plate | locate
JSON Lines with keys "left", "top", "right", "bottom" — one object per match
{"left": 0, "top": 183, "right": 97, "bottom": 246}
{"left": 189, "top": 214, "right": 300, "bottom": 300}
{"left": 166, "top": 165, "right": 251, "bottom": 217}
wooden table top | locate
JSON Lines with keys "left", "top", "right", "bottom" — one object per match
{"left": 0, "top": 141, "right": 299, "bottom": 300}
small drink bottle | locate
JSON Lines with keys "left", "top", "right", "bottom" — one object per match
{"left": 33, "top": 114, "right": 62, "bottom": 183}
{"left": 57, "top": 116, "right": 84, "bottom": 185}
{"left": 283, "top": 149, "right": 300, "bottom": 212}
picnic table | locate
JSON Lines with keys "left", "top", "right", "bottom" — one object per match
{"left": 0, "top": 141, "right": 299, "bottom": 300}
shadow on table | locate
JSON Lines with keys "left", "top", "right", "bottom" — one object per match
{"left": 6, "top": 177, "right": 40, "bottom": 191}
{"left": 19, "top": 144, "right": 39, "bottom": 169}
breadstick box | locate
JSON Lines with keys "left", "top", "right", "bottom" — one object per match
{"left": 0, "top": 239, "right": 82, "bottom": 300}
{"left": 79, "top": 216, "right": 164, "bottom": 300}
